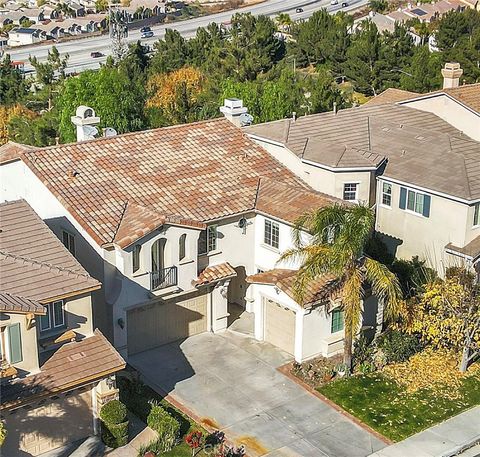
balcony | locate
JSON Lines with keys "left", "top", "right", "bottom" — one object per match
{"left": 150, "top": 266, "right": 178, "bottom": 291}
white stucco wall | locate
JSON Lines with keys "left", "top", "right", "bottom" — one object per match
{"left": 376, "top": 178, "right": 471, "bottom": 273}
{"left": 400, "top": 95, "right": 480, "bottom": 141}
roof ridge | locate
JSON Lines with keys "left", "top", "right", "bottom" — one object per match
{"left": 0, "top": 250, "right": 95, "bottom": 282}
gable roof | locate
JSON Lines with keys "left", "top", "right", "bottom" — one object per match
{"left": 245, "top": 104, "right": 480, "bottom": 201}
{"left": 0, "top": 200, "right": 100, "bottom": 302}
{"left": 422, "top": 83, "right": 480, "bottom": 114}
{"left": 0, "top": 141, "right": 37, "bottom": 165}
{"left": 194, "top": 262, "right": 237, "bottom": 286}
{"left": 17, "top": 118, "right": 336, "bottom": 248}
{"left": 1, "top": 329, "right": 125, "bottom": 410}
{"left": 364, "top": 88, "right": 420, "bottom": 106}
{"left": 0, "top": 291, "right": 45, "bottom": 315}
{"left": 246, "top": 269, "right": 342, "bottom": 308}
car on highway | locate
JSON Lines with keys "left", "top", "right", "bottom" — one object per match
{"left": 341, "top": 1, "right": 348, "bottom": 6}
{"left": 140, "top": 26, "right": 151, "bottom": 33}
{"left": 295, "top": 7, "right": 303, "bottom": 12}
{"left": 141, "top": 30, "right": 154, "bottom": 38}
{"left": 90, "top": 51, "right": 104, "bottom": 58}
{"left": 330, "top": 0, "right": 338, "bottom": 4}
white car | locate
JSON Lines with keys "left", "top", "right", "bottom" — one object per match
{"left": 330, "top": 0, "right": 338, "bottom": 5}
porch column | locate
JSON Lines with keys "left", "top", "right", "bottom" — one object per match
{"left": 294, "top": 309, "right": 305, "bottom": 363}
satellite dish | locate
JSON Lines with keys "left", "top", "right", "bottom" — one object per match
{"left": 103, "top": 127, "right": 118, "bottom": 137}
{"left": 238, "top": 217, "right": 248, "bottom": 229}
{"left": 83, "top": 125, "right": 98, "bottom": 139}
{"left": 239, "top": 113, "right": 254, "bottom": 127}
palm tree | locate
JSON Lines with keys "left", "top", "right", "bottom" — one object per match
{"left": 280, "top": 203, "right": 403, "bottom": 371}
{"left": 275, "top": 13, "right": 292, "bottom": 32}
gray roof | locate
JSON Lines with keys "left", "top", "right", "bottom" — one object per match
{"left": 0, "top": 200, "right": 100, "bottom": 302}
{"left": 245, "top": 104, "right": 480, "bottom": 201}
{"left": 0, "top": 291, "right": 45, "bottom": 315}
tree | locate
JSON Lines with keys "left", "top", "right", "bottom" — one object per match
{"left": 0, "top": 104, "right": 36, "bottom": 145}
{"left": 0, "top": 55, "right": 27, "bottom": 106}
{"left": 149, "top": 29, "right": 189, "bottom": 74}
{"left": 8, "top": 108, "right": 58, "bottom": 146}
{"left": 275, "top": 13, "right": 292, "bottom": 31}
{"left": 280, "top": 204, "right": 403, "bottom": 371}
{"left": 369, "top": 0, "right": 388, "bottom": 13}
{"left": 400, "top": 46, "right": 443, "bottom": 92}
{"left": 146, "top": 67, "right": 205, "bottom": 125}
{"left": 343, "top": 20, "right": 383, "bottom": 96}
{"left": 406, "top": 268, "right": 480, "bottom": 372}
{"left": 95, "top": 0, "right": 108, "bottom": 12}
{"left": 30, "top": 46, "right": 69, "bottom": 87}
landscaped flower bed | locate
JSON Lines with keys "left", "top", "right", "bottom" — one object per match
{"left": 290, "top": 354, "right": 343, "bottom": 387}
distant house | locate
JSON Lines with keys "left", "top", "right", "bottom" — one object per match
{"left": 69, "top": 2, "right": 86, "bottom": 17}
{"left": 0, "top": 198, "right": 125, "bottom": 456}
{"left": 21, "top": 7, "right": 45, "bottom": 23}
{"left": 7, "top": 27, "right": 46, "bottom": 46}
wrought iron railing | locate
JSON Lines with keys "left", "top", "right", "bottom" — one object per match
{"left": 150, "top": 266, "right": 177, "bottom": 291}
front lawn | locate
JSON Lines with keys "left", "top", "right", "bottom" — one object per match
{"left": 319, "top": 372, "right": 480, "bottom": 442}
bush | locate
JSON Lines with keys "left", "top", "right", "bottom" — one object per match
{"left": 100, "top": 400, "right": 128, "bottom": 448}
{"left": 377, "top": 330, "right": 423, "bottom": 363}
{"left": 146, "top": 402, "right": 180, "bottom": 453}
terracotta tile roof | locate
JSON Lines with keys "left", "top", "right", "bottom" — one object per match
{"left": 246, "top": 269, "right": 342, "bottom": 308}
{"left": 245, "top": 104, "right": 480, "bottom": 201}
{"left": 194, "top": 262, "right": 237, "bottom": 286}
{"left": 255, "top": 179, "right": 345, "bottom": 224}
{"left": 20, "top": 119, "right": 311, "bottom": 248}
{"left": 0, "top": 200, "right": 101, "bottom": 302}
{"left": 0, "top": 141, "right": 37, "bottom": 165}
{"left": 1, "top": 329, "right": 126, "bottom": 410}
{"left": 364, "top": 88, "right": 420, "bottom": 106}
{"left": 0, "top": 291, "right": 46, "bottom": 315}
{"left": 113, "top": 201, "right": 206, "bottom": 249}
{"left": 446, "top": 236, "right": 480, "bottom": 261}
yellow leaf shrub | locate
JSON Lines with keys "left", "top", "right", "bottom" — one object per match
{"left": 0, "top": 104, "right": 36, "bottom": 145}
{"left": 383, "top": 348, "right": 480, "bottom": 399}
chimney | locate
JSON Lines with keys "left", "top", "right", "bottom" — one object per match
{"left": 220, "top": 98, "right": 249, "bottom": 127}
{"left": 71, "top": 105, "right": 100, "bottom": 142}
{"left": 441, "top": 62, "right": 463, "bottom": 89}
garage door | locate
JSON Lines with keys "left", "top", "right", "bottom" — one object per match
{"left": 264, "top": 298, "right": 295, "bottom": 355}
{"left": 127, "top": 292, "right": 207, "bottom": 355}
{"left": 2, "top": 387, "right": 93, "bottom": 456}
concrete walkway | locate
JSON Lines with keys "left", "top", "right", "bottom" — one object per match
{"left": 130, "top": 331, "right": 386, "bottom": 457}
{"left": 369, "top": 406, "right": 480, "bottom": 457}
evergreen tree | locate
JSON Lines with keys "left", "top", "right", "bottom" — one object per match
{"left": 0, "top": 55, "right": 27, "bottom": 106}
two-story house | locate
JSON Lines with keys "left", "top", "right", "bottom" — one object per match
{"left": 0, "top": 109, "right": 380, "bottom": 364}
{"left": 0, "top": 200, "right": 125, "bottom": 456}
{"left": 244, "top": 66, "right": 480, "bottom": 277}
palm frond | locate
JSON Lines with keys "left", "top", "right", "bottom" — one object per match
{"left": 364, "top": 257, "right": 403, "bottom": 320}
{"left": 341, "top": 267, "right": 364, "bottom": 339}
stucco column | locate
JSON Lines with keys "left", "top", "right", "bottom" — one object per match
{"left": 294, "top": 309, "right": 305, "bottom": 363}
{"left": 211, "top": 280, "right": 229, "bottom": 333}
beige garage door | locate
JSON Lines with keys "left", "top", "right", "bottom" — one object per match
{"left": 127, "top": 292, "right": 207, "bottom": 355}
{"left": 264, "top": 298, "right": 295, "bottom": 355}
{"left": 2, "top": 387, "right": 93, "bottom": 456}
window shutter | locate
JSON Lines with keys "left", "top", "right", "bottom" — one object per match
{"left": 399, "top": 187, "right": 407, "bottom": 209}
{"left": 422, "top": 195, "right": 431, "bottom": 218}
{"left": 8, "top": 323, "right": 23, "bottom": 364}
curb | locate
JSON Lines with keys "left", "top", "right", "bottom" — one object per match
{"left": 277, "top": 362, "right": 394, "bottom": 446}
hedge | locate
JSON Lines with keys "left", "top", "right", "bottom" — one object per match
{"left": 100, "top": 400, "right": 128, "bottom": 448}
{"left": 146, "top": 402, "right": 180, "bottom": 453}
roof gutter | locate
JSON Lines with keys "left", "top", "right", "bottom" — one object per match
{"left": 398, "top": 92, "right": 480, "bottom": 117}
{"left": 301, "top": 158, "right": 381, "bottom": 172}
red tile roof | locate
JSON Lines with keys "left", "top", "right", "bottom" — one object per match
{"left": 194, "top": 262, "right": 237, "bottom": 286}
{"left": 20, "top": 119, "right": 320, "bottom": 248}
{"left": 0, "top": 141, "right": 37, "bottom": 165}
{"left": 1, "top": 329, "right": 125, "bottom": 410}
{"left": 247, "top": 269, "right": 342, "bottom": 308}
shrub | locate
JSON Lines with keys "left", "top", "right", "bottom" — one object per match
{"left": 146, "top": 402, "right": 180, "bottom": 453}
{"left": 0, "top": 422, "right": 6, "bottom": 446}
{"left": 353, "top": 335, "right": 375, "bottom": 367}
{"left": 100, "top": 400, "right": 128, "bottom": 448}
{"left": 376, "top": 329, "right": 423, "bottom": 363}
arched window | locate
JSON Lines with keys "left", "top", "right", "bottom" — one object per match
{"left": 151, "top": 238, "right": 166, "bottom": 273}
{"left": 179, "top": 234, "right": 187, "bottom": 261}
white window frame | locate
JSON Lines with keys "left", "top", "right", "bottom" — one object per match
{"left": 406, "top": 189, "right": 425, "bottom": 215}
{"left": 381, "top": 182, "right": 392, "bottom": 207}
{"left": 207, "top": 226, "right": 217, "bottom": 253}
{"left": 264, "top": 219, "right": 280, "bottom": 249}
{"left": 0, "top": 327, "right": 7, "bottom": 363}
{"left": 39, "top": 300, "right": 65, "bottom": 333}
{"left": 62, "top": 230, "right": 75, "bottom": 256}
{"left": 474, "top": 203, "right": 480, "bottom": 227}
{"left": 343, "top": 183, "right": 358, "bottom": 202}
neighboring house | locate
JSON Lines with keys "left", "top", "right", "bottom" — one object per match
{"left": 7, "top": 27, "right": 46, "bottom": 46}
{"left": 21, "top": 7, "right": 45, "bottom": 23}
{"left": 35, "top": 21, "right": 65, "bottom": 38}
{"left": 0, "top": 199, "right": 125, "bottom": 456}
{"left": 3, "top": 11, "right": 29, "bottom": 25}
{"left": 244, "top": 65, "right": 480, "bottom": 276}
{"left": 0, "top": 110, "right": 380, "bottom": 364}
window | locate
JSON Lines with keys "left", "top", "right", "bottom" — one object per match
{"left": 399, "top": 187, "right": 431, "bottom": 217}
{"left": 264, "top": 219, "right": 279, "bottom": 249}
{"left": 474, "top": 204, "right": 480, "bottom": 227}
{"left": 343, "top": 183, "right": 358, "bottom": 201}
{"left": 381, "top": 182, "right": 392, "bottom": 207}
{"left": 207, "top": 226, "right": 217, "bottom": 252}
{"left": 331, "top": 308, "right": 344, "bottom": 333}
{"left": 6, "top": 323, "right": 23, "bottom": 364}
{"left": 198, "top": 230, "right": 207, "bottom": 255}
{"left": 62, "top": 230, "right": 75, "bottom": 256}
{"left": 132, "top": 244, "right": 141, "bottom": 273}
{"left": 39, "top": 300, "right": 65, "bottom": 332}
{"left": 179, "top": 234, "right": 187, "bottom": 261}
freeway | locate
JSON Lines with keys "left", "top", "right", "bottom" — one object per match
{"left": 7, "top": 0, "right": 367, "bottom": 73}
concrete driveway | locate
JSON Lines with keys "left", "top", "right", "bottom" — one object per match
{"left": 129, "top": 331, "right": 386, "bottom": 457}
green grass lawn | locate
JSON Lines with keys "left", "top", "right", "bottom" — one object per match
{"left": 319, "top": 373, "right": 480, "bottom": 442}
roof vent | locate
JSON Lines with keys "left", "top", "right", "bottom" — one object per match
{"left": 415, "top": 135, "right": 425, "bottom": 140}
{"left": 67, "top": 351, "right": 86, "bottom": 362}
{"left": 382, "top": 127, "right": 390, "bottom": 132}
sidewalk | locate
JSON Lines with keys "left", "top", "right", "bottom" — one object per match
{"left": 369, "top": 406, "right": 480, "bottom": 457}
